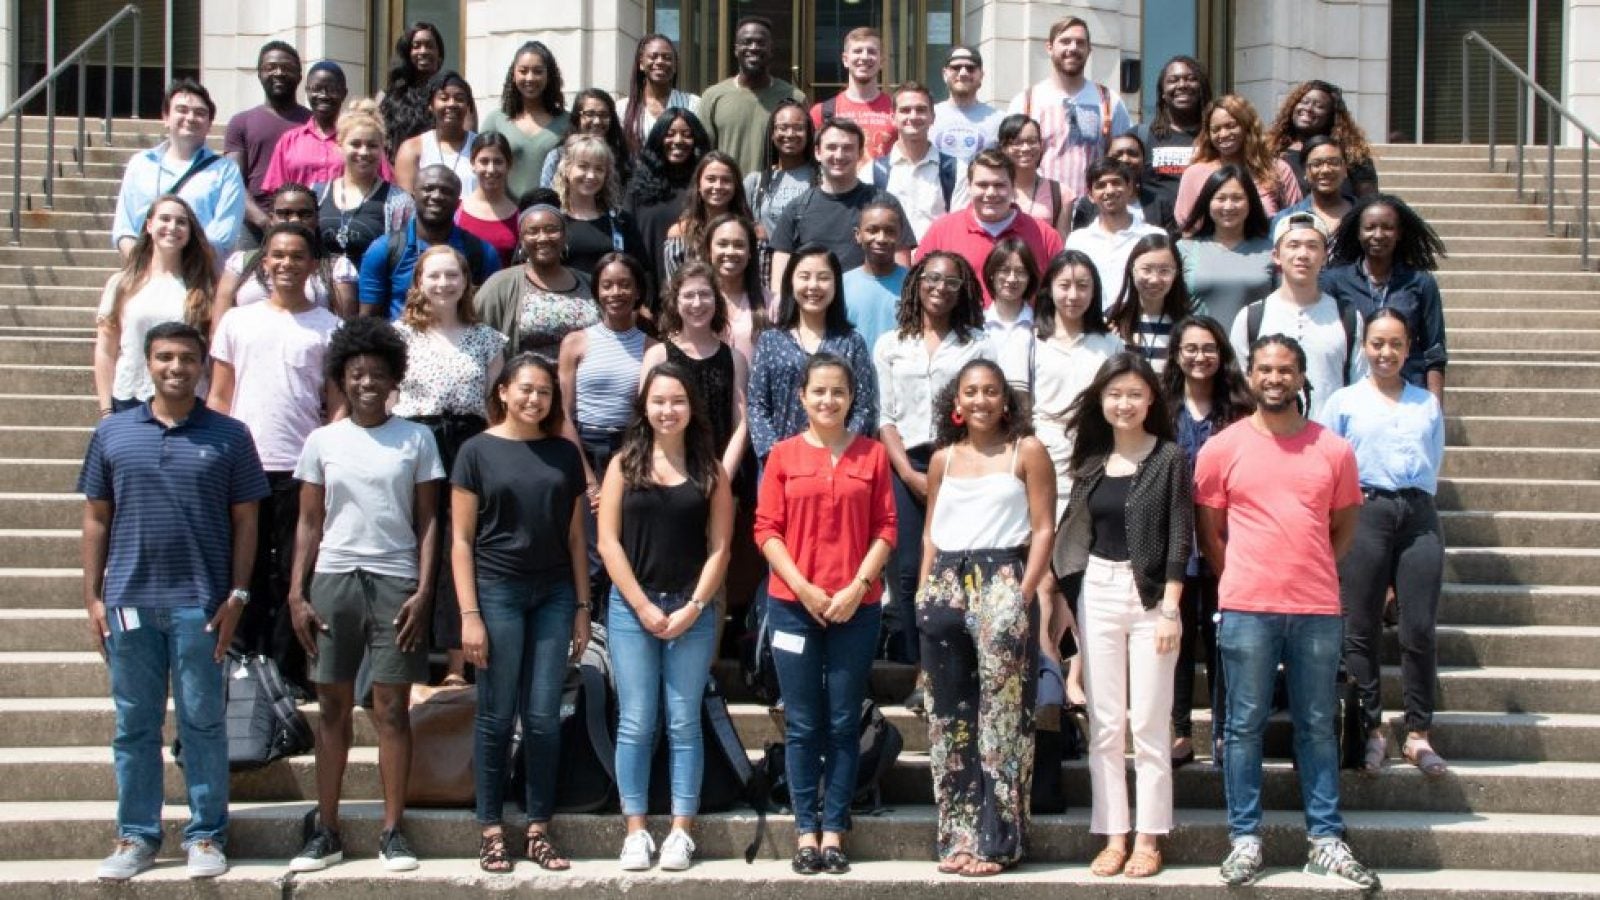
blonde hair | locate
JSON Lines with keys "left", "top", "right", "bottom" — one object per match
{"left": 336, "top": 98, "right": 387, "bottom": 146}
{"left": 399, "top": 245, "right": 480, "bottom": 330}
{"left": 555, "top": 134, "right": 620, "bottom": 212}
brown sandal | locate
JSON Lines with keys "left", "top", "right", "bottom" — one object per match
{"left": 1090, "top": 846, "right": 1129, "bottom": 877}
{"left": 478, "top": 830, "right": 513, "bottom": 873}
{"left": 525, "top": 828, "right": 571, "bottom": 871}
{"left": 1124, "top": 848, "right": 1163, "bottom": 878}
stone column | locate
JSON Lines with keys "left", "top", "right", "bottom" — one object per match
{"left": 200, "top": 0, "right": 368, "bottom": 120}
{"left": 463, "top": 0, "right": 644, "bottom": 110}
{"left": 960, "top": 0, "right": 1137, "bottom": 110}
{"left": 1232, "top": 0, "right": 1389, "bottom": 144}
{"left": 1566, "top": 0, "right": 1600, "bottom": 145}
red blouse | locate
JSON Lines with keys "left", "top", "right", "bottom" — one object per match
{"left": 754, "top": 434, "right": 898, "bottom": 604}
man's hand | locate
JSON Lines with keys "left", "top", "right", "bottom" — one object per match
{"left": 205, "top": 596, "right": 247, "bottom": 663}
{"left": 85, "top": 598, "right": 111, "bottom": 660}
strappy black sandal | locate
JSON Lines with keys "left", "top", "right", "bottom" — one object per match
{"left": 525, "top": 827, "right": 571, "bottom": 871}
{"left": 478, "top": 829, "right": 513, "bottom": 873}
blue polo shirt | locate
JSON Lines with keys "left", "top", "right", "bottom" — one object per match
{"left": 77, "top": 402, "right": 270, "bottom": 612}
{"left": 357, "top": 220, "right": 501, "bottom": 319}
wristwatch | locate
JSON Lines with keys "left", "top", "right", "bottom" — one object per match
{"left": 1158, "top": 606, "right": 1179, "bottom": 621}
{"left": 690, "top": 597, "right": 711, "bottom": 612}
{"left": 227, "top": 588, "right": 251, "bottom": 607}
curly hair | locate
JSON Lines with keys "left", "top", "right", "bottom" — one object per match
{"left": 335, "top": 99, "right": 386, "bottom": 146}
{"left": 656, "top": 260, "right": 728, "bottom": 337}
{"left": 1160, "top": 315, "right": 1254, "bottom": 428}
{"left": 1148, "top": 56, "right": 1212, "bottom": 141}
{"left": 618, "top": 361, "right": 722, "bottom": 496}
{"left": 627, "top": 108, "right": 711, "bottom": 207}
{"left": 324, "top": 314, "right": 409, "bottom": 387}
{"left": 400, "top": 245, "right": 480, "bottom": 330}
{"left": 1247, "top": 333, "right": 1313, "bottom": 415}
{"left": 894, "top": 252, "right": 984, "bottom": 342}
{"left": 497, "top": 41, "right": 566, "bottom": 120}
{"left": 674, "top": 152, "right": 751, "bottom": 258}
{"left": 1193, "top": 94, "right": 1280, "bottom": 195}
{"left": 752, "top": 99, "right": 816, "bottom": 208}
{"left": 554, "top": 135, "right": 622, "bottom": 213}
{"left": 1063, "top": 351, "right": 1173, "bottom": 475}
{"left": 932, "top": 359, "right": 1034, "bottom": 448}
{"left": 1328, "top": 193, "right": 1447, "bottom": 272}
{"left": 112, "top": 195, "right": 216, "bottom": 336}
{"left": 1267, "top": 80, "right": 1373, "bottom": 166}
{"left": 700, "top": 213, "right": 770, "bottom": 337}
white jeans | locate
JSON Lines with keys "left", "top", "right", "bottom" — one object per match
{"left": 1079, "top": 555, "right": 1177, "bottom": 835}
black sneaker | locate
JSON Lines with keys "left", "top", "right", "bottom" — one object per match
{"left": 289, "top": 811, "right": 343, "bottom": 873}
{"left": 379, "top": 828, "right": 420, "bottom": 872}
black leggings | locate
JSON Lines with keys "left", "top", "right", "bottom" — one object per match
{"left": 1172, "top": 572, "right": 1219, "bottom": 739}
{"left": 1338, "top": 488, "right": 1444, "bottom": 734}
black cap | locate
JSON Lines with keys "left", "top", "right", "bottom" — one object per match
{"left": 944, "top": 45, "right": 983, "bottom": 69}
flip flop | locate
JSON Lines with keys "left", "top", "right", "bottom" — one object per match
{"left": 1404, "top": 739, "right": 1449, "bottom": 777}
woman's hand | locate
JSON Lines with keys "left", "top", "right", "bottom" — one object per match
{"left": 635, "top": 601, "right": 671, "bottom": 637}
{"left": 1155, "top": 614, "right": 1181, "bottom": 655}
{"left": 570, "top": 608, "right": 592, "bottom": 664}
{"left": 823, "top": 581, "right": 865, "bottom": 624}
{"left": 796, "top": 582, "right": 832, "bottom": 626}
{"left": 658, "top": 604, "right": 701, "bottom": 641}
{"left": 461, "top": 613, "right": 489, "bottom": 669}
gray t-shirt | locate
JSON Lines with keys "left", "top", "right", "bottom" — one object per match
{"left": 1178, "top": 236, "right": 1275, "bottom": 334}
{"left": 931, "top": 100, "right": 1005, "bottom": 162}
{"left": 293, "top": 416, "right": 445, "bottom": 579}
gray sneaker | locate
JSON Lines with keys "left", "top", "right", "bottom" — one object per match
{"left": 97, "top": 838, "right": 157, "bottom": 881}
{"left": 1305, "top": 838, "right": 1381, "bottom": 891}
{"left": 1219, "top": 837, "right": 1264, "bottom": 887}
{"left": 186, "top": 839, "right": 228, "bottom": 879}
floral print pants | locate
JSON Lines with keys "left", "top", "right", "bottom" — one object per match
{"left": 917, "top": 547, "right": 1039, "bottom": 864}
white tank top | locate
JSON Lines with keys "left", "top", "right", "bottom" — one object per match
{"left": 421, "top": 130, "right": 479, "bottom": 196}
{"left": 929, "top": 442, "right": 1032, "bottom": 551}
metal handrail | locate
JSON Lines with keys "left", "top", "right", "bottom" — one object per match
{"left": 1461, "top": 30, "right": 1595, "bottom": 270}
{"left": 1, "top": 4, "right": 143, "bottom": 244}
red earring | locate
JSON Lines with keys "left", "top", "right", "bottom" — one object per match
{"left": 951, "top": 409, "right": 965, "bottom": 425}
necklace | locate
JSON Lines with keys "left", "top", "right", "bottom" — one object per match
{"left": 335, "top": 177, "right": 380, "bottom": 251}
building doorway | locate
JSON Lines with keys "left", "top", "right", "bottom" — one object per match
{"left": 657, "top": 0, "right": 959, "bottom": 100}
{"left": 370, "top": 0, "right": 463, "bottom": 95}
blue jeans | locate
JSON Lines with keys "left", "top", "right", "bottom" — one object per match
{"left": 1218, "top": 611, "right": 1345, "bottom": 840}
{"left": 608, "top": 587, "right": 717, "bottom": 816}
{"left": 767, "top": 597, "right": 882, "bottom": 834}
{"left": 107, "top": 605, "right": 228, "bottom": 849}
{"left": 474, "top": 577, "right": 576, "bottom": 825}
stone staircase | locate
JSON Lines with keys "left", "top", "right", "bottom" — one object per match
{"left": 1, "top": 121, "right": 1600, "bottom": 897}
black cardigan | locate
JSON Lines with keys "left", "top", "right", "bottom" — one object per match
{"left": 1051, "top": 439, "right": 1193, "bottom": 608}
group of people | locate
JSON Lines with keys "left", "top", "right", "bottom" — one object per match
{"left": 83, "top": 14, "right": 1453, "bottom": 894}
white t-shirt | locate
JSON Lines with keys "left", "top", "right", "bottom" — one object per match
{"left": 97, "top": 272, "right": 194, "bottom": 401}
{"left": 1228, "top": 289, "right": 1369, "bottom": 420}
{"left": 211, "top": 301, "right": 342, "bottom": 471}
{"left": 931, "top": 100, "right": 1005, "bottom": 162}
{"left": 293, "top": 416, "right": 445, "bottom": 579}
{"left": 1063, "top": 218, "right": 1164, "bottom": 313}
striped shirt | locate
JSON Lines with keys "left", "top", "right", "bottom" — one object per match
{"left": 1128, "top": 313, "right": 1176, "bottom": 373}
{"left": 1006, "top": 79, "right": 1131, "bottom": 202}
{"left": 78, "top": 403, "right": 270, "bottom": 612}
{"left": 575, "top": 324, "right": 648, "bottom": 430}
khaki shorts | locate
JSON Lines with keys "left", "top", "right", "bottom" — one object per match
{"left": 308, "top": 569, "right": 429, "bottom": 686}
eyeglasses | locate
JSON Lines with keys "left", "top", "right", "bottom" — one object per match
{"left": 919, "top": 272, "right": 965, "bottom": 291}
{"left": 1306, "top": 158, "right": 1347, "bottom": 171}
{"left": 946, "top": 63, "right": 979, "bottom": 72}
{"left": 1178, "top": 344, "right": 1220, "bottom": 357}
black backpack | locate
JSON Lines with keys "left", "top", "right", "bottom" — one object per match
{"left": 757, "top": 699, "right": 904, "bottom": 816}
{"left": 553, "top": 624, "right": 619, "bottom": 813}
{"left": 739, "top": 595, "right": 782, "bottom": 706}
{"left": 648, "top": 679, "right": 758, "bottom": 815}
{"left": 174, "top": 652, "right": 314, "bottom": 771}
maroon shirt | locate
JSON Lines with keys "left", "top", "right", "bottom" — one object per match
{"left": 224, "top": 103, "right": 312, "bottom": 206}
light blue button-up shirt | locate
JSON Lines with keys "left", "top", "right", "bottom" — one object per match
{"left": 111, "top": 141, "right": 247, "bottom": 259}
{"left": 1316, "top": 378, "right": 1445, "bottom": 494}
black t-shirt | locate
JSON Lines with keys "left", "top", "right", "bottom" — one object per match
{"left": 1281, "top": 147, "right": 1380, "bottom": 200}
{"left": 620, "top": 479, "right": 710, "bottom": 594}
{"left": 769, "top": 181, "right": 915, "bottom": 272}
{"left": 563, "top": 209, "right": 647, "bottom": 282}
{"left": 1132, "top": 123, "right": 1199, "bottom": 219}
{"left": 629, "top": 188, "right": 691, "bottom": 292}
{"left": 1088, "top": 474, "right": 1132, "bottom": 563}
{"left": 451, "top": 433, "right": 584, "bottom": 581}
{"left": 317, "top": 181, "right": 400, "bottom": 269}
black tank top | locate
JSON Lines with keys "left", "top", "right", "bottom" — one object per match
{"left": 1088, "top": 474, "right": 1132, "bottom": 562}
{"left": 665, "top": 341, "right": 736, "bottom": 453}
{"left": 620, "top": 479, "right": 710, "bottom": 594}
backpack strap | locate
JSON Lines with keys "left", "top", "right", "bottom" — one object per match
{"left": 1336, "top": 297, "right": 1359, "bottom": 383}
{"left": 821, "top": 96, "right": 837, "bottom": 122}
{"left": 1245, "top": 299, "right": 1265, "bottom": 346}
{"left": 169, "top": 150, "right": 223, "bottom": 196}
{"left": 871, "top": 156, "right": 891, "bottom": 193}
{"left": 1023, "top": 85, "right": 1033, "bottom": 119}
{"left": 579, "top": 662, "right": 616, "bottom": 782}
{"left": 937, "top": 154, "right": 957, "bottom": 207}
{"left": 1097, "top": 83, "right": 1113, "bottom": 151}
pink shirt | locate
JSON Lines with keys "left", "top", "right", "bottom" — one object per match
{"left": 261, "top": 120, "right": 395, "bottom": 194}
{"left": 1173, "top": 158, "right": 1303, "bottom": 232}
{"left": 211, "top": 302, "right": 342, "bottom": 472}
{"left": 455, "top": 208, "right": 518, "bottom": 268}
{"left": 811, "top": 92, "right": 898, "bottom": 159}
{"left": 1193, "top": 418, "right": 1362, "bottom": 616}
{"left": 915, "top": 205, "right": 1065, "bottom": 306}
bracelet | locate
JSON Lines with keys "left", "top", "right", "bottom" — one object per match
{"left": 460, "top": 608, "right": 481, "bottom": 616}
{"left": 575, "top": 606, "right": 591, "bottom": 616}
{"left": 856, "top": 575, "right": 873, "bottom": 589}
{"left": 1158, "top": 607, "right": 1179, "bottom": 621}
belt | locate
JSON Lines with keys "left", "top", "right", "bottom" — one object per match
{"left": 1362, "top": 486, "right": 1431, "bottom": 500}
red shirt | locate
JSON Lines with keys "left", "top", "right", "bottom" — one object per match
{"left": 812, "top": 92, "right": 898, "bottom": 160}
{"left": 1193, "top": 419, "right": 1362, "bottom": 616}
{"left": 915, "top": 205, "right": 1065, "bottom": 306}
{"left": 754, "top": 434, "right": 898, "bottom": 604}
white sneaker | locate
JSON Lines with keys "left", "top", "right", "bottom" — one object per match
{"left": 97, "top": 838, "right": 157, "bottom": 881}
{"left": 658, "top": 828, "right": 695, "bottom": 871}
{"left": 186, "top": 839, "right": 229, "bottom": 879}
{"left": 619, "top": 830, "right": 656, "bottom": 871}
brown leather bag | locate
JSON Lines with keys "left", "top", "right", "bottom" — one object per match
{"left": 405, "top": 683, "right": 477, "bottom": 807}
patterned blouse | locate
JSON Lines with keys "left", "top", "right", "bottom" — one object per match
{"left": 392, "top": 322, "right": 507, "bottom": 418}
{"left": 516, "top": 281, "right": 598, "bottom": 362}
{"left": 748, "top": 327, "right": 878, "bottom": 458}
